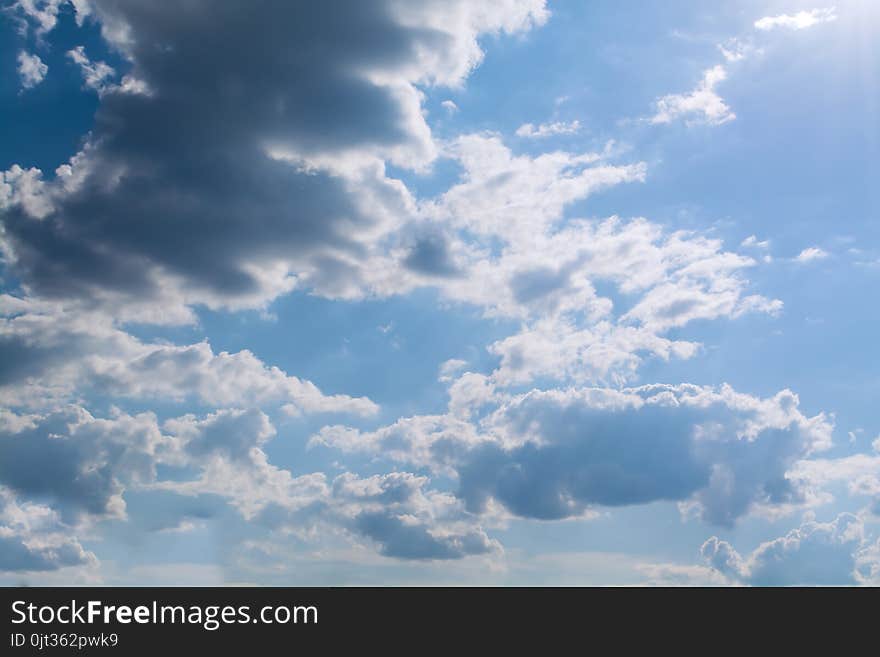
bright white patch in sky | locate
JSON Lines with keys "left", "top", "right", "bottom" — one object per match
{"left": 795, "top": 246, "right": 830, "bottom": 263}
{"left": 741, "top": 235, "right": 770, "bottom": 249}
{"left": 651, "top": 65, "right": 736, "bottom": 126}
{"left": 67, "top": 45, "right": 116, "bottom": 92}
{"left": 755, "top": 8, "right": 838, "bottom": 31}
{"left": 16, "top": 50, "right": 47, "bottom": 89}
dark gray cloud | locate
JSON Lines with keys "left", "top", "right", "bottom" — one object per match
{"left": 315, "top": 385, "right": 832, "bottom": 526}
{"left": 0, "top": 407, "right": 166, "bottom": 521}
{"left": 402, "top": 232, "right": 462, "bottom": 277}
{"left": 466, "top": 389, "right": 825, "bottom": 525}
{"left": 1, "top": 1, "right": 546, "bottom": 317}
{"left": 510, "top": 265, "right": 572, "bottom": 305}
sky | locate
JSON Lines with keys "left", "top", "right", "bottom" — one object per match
{"left": 0, "top": 0, "right": 878, "bottom": 586}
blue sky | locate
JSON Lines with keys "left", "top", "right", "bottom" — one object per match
{"left": 1, "top": 0, "right": 878, "bottom": 585}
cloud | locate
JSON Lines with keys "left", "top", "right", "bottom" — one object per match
{"left": 0, "top": 403, "right": 496, "bottom": 565}
{"left": 159, "top": 412, "right": 498, "bottom": 560}
{"left": 718, "top": 38, "right": 761, "bottom": 63}
{"left": 0, "top": 406, "right": 170, "bottom": 521}
{"left": 637, "top": 562, "right": 730, "bottom": 586}
{"left": 315, "top": 383, "right": 833, "bottom": 525}
{"left": 66, "top": 45, "right": 116, "bottom": 92}
{"left": 331, "top": 473, "right": 500, "bottom": 560}
{"left": 515, "top": 120, "right": 581, "bottom": 138}
{"left": 0, "top": 487, "right": 96, "bottom": 572}
{"left": 0, "top": 295, "right": 378, "bottom": 416}
{"left": 8, "top": 0, "right": 90, "bottom": 36}
{"left": 16, "top": 50, "right": 48, "bottom": 90}
{"left": 702, "top": 512, "right": 878, "bottom": 585}
{"left": 438, "top": 358, "right": 468, "bottom": 383}
{"left": 741, "top": 235, "right": 770, "bottom": 250}
{"left": 488, "top": 318, "right": 700, "bottom": 386}
{"left": 755, "top": 8, "right": 838, "bottom": 32}
{"left": 2, "top": 0, "right": 858, "bottom": 581}
{"left": 423, "top": 134, "right": 644, "bottom": 246}
{"left": 419, "top": 211, "right": 778, "bottom": 386}
{"left": 651, "top": 66, "right": 736, "bottom": 126}
{"left": 789, "top": 451, "right": 880, "bottom": 504}
{"left": 795, "top": 247, "right": 829, "bottom": 263}
{"left": 1, "top": 0, "right": 549, "bottom": 321}
{"left": 0, "top": 165, "right": 54, "bottom": 219}
{"left": 441, "top": 99, "right": 459, "bottom": 114}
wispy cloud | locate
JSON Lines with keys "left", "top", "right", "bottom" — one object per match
{"left": 795, "top": 246, "right": 830, "bottom": 263}
{"left": 515, "top": 120, "right": 581, "bottom": 138}
{"left": 755, "top": 7, "right": 838, "bottom": 32}
{"left": 650, "top": 65, "right": 736, "bottom": 126}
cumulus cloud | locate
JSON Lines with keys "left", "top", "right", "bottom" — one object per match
{"left": 8, "top": 0, "right": 90, "bottom": 36}
{"left": 16, "top": 50, "right": 48, "bottom": 89}
{"left": 1, "top": 0, "right": 854, "bottom": 580}
{"left": 315, "top": 383, "right": 833, "bottom": 525}
{"left": 417, "top": 208, "right": 779, "bottom": 386}
{"left": 424, "top": 135, "right": 643, "bottom": 243}
{"left": 438, "top": 358, "right": 468, "bottom": 383}
{"left": 754, "top": 8, "right": 838, "bottom": 32}
{"left": 0, "top": 406, "right": 169, "bottom": 521}
{"left": 1, "top": 0, "right": 549, "bottom": 321}
{"left": 790, "top": 451, "right": 880, "bottom": 506}
{"left": 330, "top": 472, "right": 500, "bottom": 560}
{"left": 0, "top": 487, "right": 96, "bottom": 572}
{"left": 488, "top": 318, "right": 699, "bottom": 386}
{"left": 158, "top": 410, "right": 497, "bottom": 560}
{"left": 651, "top": 66, "right": 736, "bottom": 126}
{"left": 0, "top": 403, "right": 494, "bottom": 564}
{"left": 0, "top": 165, "right": 54, "bottom": 219}
{"left": 0, "top": 295, "right": 377, "bottom": 416}
{"left": 702, "top": 512, "right": 878, "bottom": 585}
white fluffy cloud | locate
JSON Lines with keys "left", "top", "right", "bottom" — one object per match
{"left": 651, "top": 66, "right": 736, "bottom": 126}
{"left": 703, "top": 512, "right": 878, "bottom": 585}
{"left": 755, "top": 8, "right": 838, "bottom": 32}
{"left": 158, "top": 410, "right": 499, "bottom": 560}
{"left": 0, "top": 404, "right": 496, "bottom": 564}
{"left": 0, "top": 487, "right": 96, "bottom": 572}
{"left": 16, "top": 50, "right": 47, "bottom": 89}
{"left": 9, "top": 0, "right": 90, "bottom": 35}
{"left": 314, "top": 383, "right": 833, "bottom": 525}
{"left": 795, "top": 246, "right": 829, "bottom": 263}
{"left": 66, "top": 45, "right": 115, "bottom": 92}
{"left": 0, "top": 295, "right": 377, "bottom": 416}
